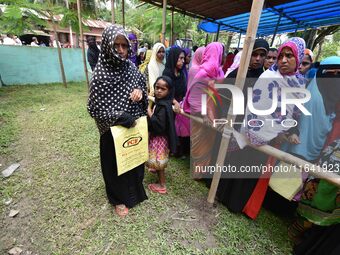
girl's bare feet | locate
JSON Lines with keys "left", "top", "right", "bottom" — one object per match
{"left": 115, "top": 204, "right": 129, "bottom": 217}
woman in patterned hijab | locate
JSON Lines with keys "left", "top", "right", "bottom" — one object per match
{"left": 87, "top": 25, "right": 148, "bottom": 217}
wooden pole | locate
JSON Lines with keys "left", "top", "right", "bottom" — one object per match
{"left": 77, "top": 0, "right": 90, "bottom": 89}
{"left": 215, "top": 23, "right": 221, "bottom": 42}
{"left": 237, "top": 32, "right": 242, "bottom": 49}
{"left": 303, "top": 27, "right": 308, "bottom": 38}
{"left": 293, "top": 26, "right": 299, "bottom": 36}
{"left": 171, "top": 6, "right": 174, "bottom": 45}
{"left": 271, "top": 13, "right": 282, "bottom": 46}
{"left": 149, "top": 95, "right": 340, "bottom": 188}
{"left": 111, "top": 0, "right": 115, "bottom": 23}
{"left": 65, "top": 0, "right": 74, "bottom": 47}
{"left": 122, "top": 0, "right": 125, "bottom": 28}
{"left": 51, "top": 16, "right": 67, "bottom": 88}
{"left": 308, "top": 28, "right": 317, "bottom": 49}
{"left": 161, "top": 0, "right": 167, "bottom": 45}
{"left": 207, "top": 0, "right": 265, "bottom": 204}
{"left": 225, "top": 33, "right": 233, "bottom": 53}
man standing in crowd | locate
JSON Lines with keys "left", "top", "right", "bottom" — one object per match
{"left": 30, "top": 37, "right": 39, "bottom": 47}
{"left": 3, "top": 34, "right": 16, "bottom": 45}
{"left": 263, "top": 48, "right": 278, "bottom": 70}
{"left": 227, "top": 38, "right": 270, "bottom": 79}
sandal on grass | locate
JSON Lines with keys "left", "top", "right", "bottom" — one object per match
{"left": 148, "top": 183, "right": 167, "bottom": 194}
{"left": 115, "top": 204, "right": 129, "bottom": 217}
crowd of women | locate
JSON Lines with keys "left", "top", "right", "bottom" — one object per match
{"left": 87, "top": 24, "right": 339, "bottom": 254}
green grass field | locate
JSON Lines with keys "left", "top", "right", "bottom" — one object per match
{"left": 0, "top": 83, "right": 293, "bottom": 254}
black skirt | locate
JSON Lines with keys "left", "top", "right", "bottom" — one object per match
{"left": 216, "top": 146, "right": 268, "bottom": 213}
{"left": 99, "top": 131, "right": 148, "bottom": 208}
{"left": 293, "top": 224, "right": 340, "bottom": 255}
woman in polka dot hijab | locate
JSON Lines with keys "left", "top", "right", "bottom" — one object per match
{"left": 88, "top": 24, "right": 147, "bottom": 134}
{"left": 87, "top": 24, "right": 148, "bottom": 217}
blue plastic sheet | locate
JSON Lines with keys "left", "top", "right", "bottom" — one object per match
{"left": 198, "top": 0, "right": 340, "bottom": 36}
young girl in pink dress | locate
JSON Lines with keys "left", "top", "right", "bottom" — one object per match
{"left": 147, "top": 75, "right": 177, "bottom": 194}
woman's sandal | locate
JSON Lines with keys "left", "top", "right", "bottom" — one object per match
{"left": 148, "top": 168, "right": 157, "bottom": 174}
{"left": 148, "top": 183, "right": 167, "bottom": 194}
{"left": 115, "top": 204, "right": 129, "bottom": 217}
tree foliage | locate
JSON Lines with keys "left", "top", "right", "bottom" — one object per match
{"left": 0, "top": 0, "right": 89, "bottom": 35}
{"left": 289, "top": 25, "right": 340, "bottom": 51}
{"left": 317, "top": 30, "right": 340, "bottom": 61}
{"left": 94, "top": 2, "right": 207, "bottom": 45}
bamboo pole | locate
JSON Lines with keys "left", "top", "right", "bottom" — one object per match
{"left": 205, "top": 33, "right": 209, "bottom": 46}
{"left": 237, "top": 32, "right": 242, "bottom": 49}
{"left": 271, "top": 13, "right": 282, "bottom": 46}
{"left": 161, "top": 0, "right": 167, "bottom": 45}
{"left": 188, "top": 112, "right": 340, "bottom": 188}
{"left": 122, "top": 0, "right": 125, "bottom": 28}
{"left": 207, "top": 0, "right": 265, "bottom": 204}
{"left": 51, "top": 16, "right": 67, "bottom": 88}
{"left": 215, "top": 24, "right": 221, "bottom": 42}
{"left": 111, "top": 0, "right": 115, "bottom": 23}
{"left": 293, "top": 26, "right": 299, "bottom": 36}
{"left": 171, "top": 6, "right": 174, "bottom": 45}
{"left": 225, "top": 33, "right": 233, "bottom": 53}
{"left": 76, "top": 0, "right": 90, "bottom": 89}
{"left": 148, "top": 95, "right": 340, "bottom": 188}
{"left": 65, "top": 0, "right": 74, "bottom": 47}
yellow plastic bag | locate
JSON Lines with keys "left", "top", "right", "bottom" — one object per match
{"left": 110, "top": 116, "right": 148, "bottom": 176}
{"left": 269, "top": 161, "right": 303, "bottom": 201}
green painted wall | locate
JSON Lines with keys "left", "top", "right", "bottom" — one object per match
{"left": 0, "top": 45, "right": 90, "bottom": 85}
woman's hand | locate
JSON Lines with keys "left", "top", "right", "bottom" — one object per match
{"left": 275, "top": 133, "right": 288, "bottom": 144}
{"left": 147, "top": 105, "right": 153, "bottom": 117}
{"left": 172, "top": 99, "right": 181, "bottom": 113}
{"left": 130, "top": 89, "right": 143, "bottom": 102}
{"left": 288, "top": 134, "right": 300, "bottom": 144}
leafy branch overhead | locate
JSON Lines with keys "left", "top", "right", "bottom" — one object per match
{"left": 0, "top": 0, "right": 87, "bottom": 35}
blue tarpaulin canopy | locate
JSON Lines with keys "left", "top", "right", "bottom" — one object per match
{"left": 199, "top": 0, "right": 340, "bottom": 36}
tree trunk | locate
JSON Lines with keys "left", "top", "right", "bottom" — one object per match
{"left": 52, "top": 18, "right": 67, "bottom": 88}
{"left": 122, "top": 0, "right": 125, "bottom": 28}
{"left": 75, "top": 34, "right": 79, "bottom": 48}
{"left": 111, "top": 0, "right": 115, "bottom": 23}
{"left": 314, "top": 40, "right": 324, "bottom": 63}
{"left": 225, "top": 33, "right": 233, "bottom": 53}
{"left": 311, "top": 26, "right": 339, "bottom": 51}
{"left": 77, "top": 0, "right": 90, "bottom": 89}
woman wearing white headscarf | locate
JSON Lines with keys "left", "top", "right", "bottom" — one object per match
{"left": 145, "top": 43, "right": 166, "bottom": 96}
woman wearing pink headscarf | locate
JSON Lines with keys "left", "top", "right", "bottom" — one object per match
{"left": 175, "top": 47, "right": 205, "bottom": 141}
{"left": 187, "top": 46, "right": 205, "bottom": 88}
{"left": 183, "top": 42, "right": 225, "bottom": 177}
{"left": 225, "top": 50, "right": 242, "bottom": 77}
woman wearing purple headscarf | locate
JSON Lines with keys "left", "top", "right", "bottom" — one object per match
{"left": 128, "top": 33, "right": 138, "bottom": 67}
{"left": 182, "top": 48, "right": 192, "bottom": 83}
